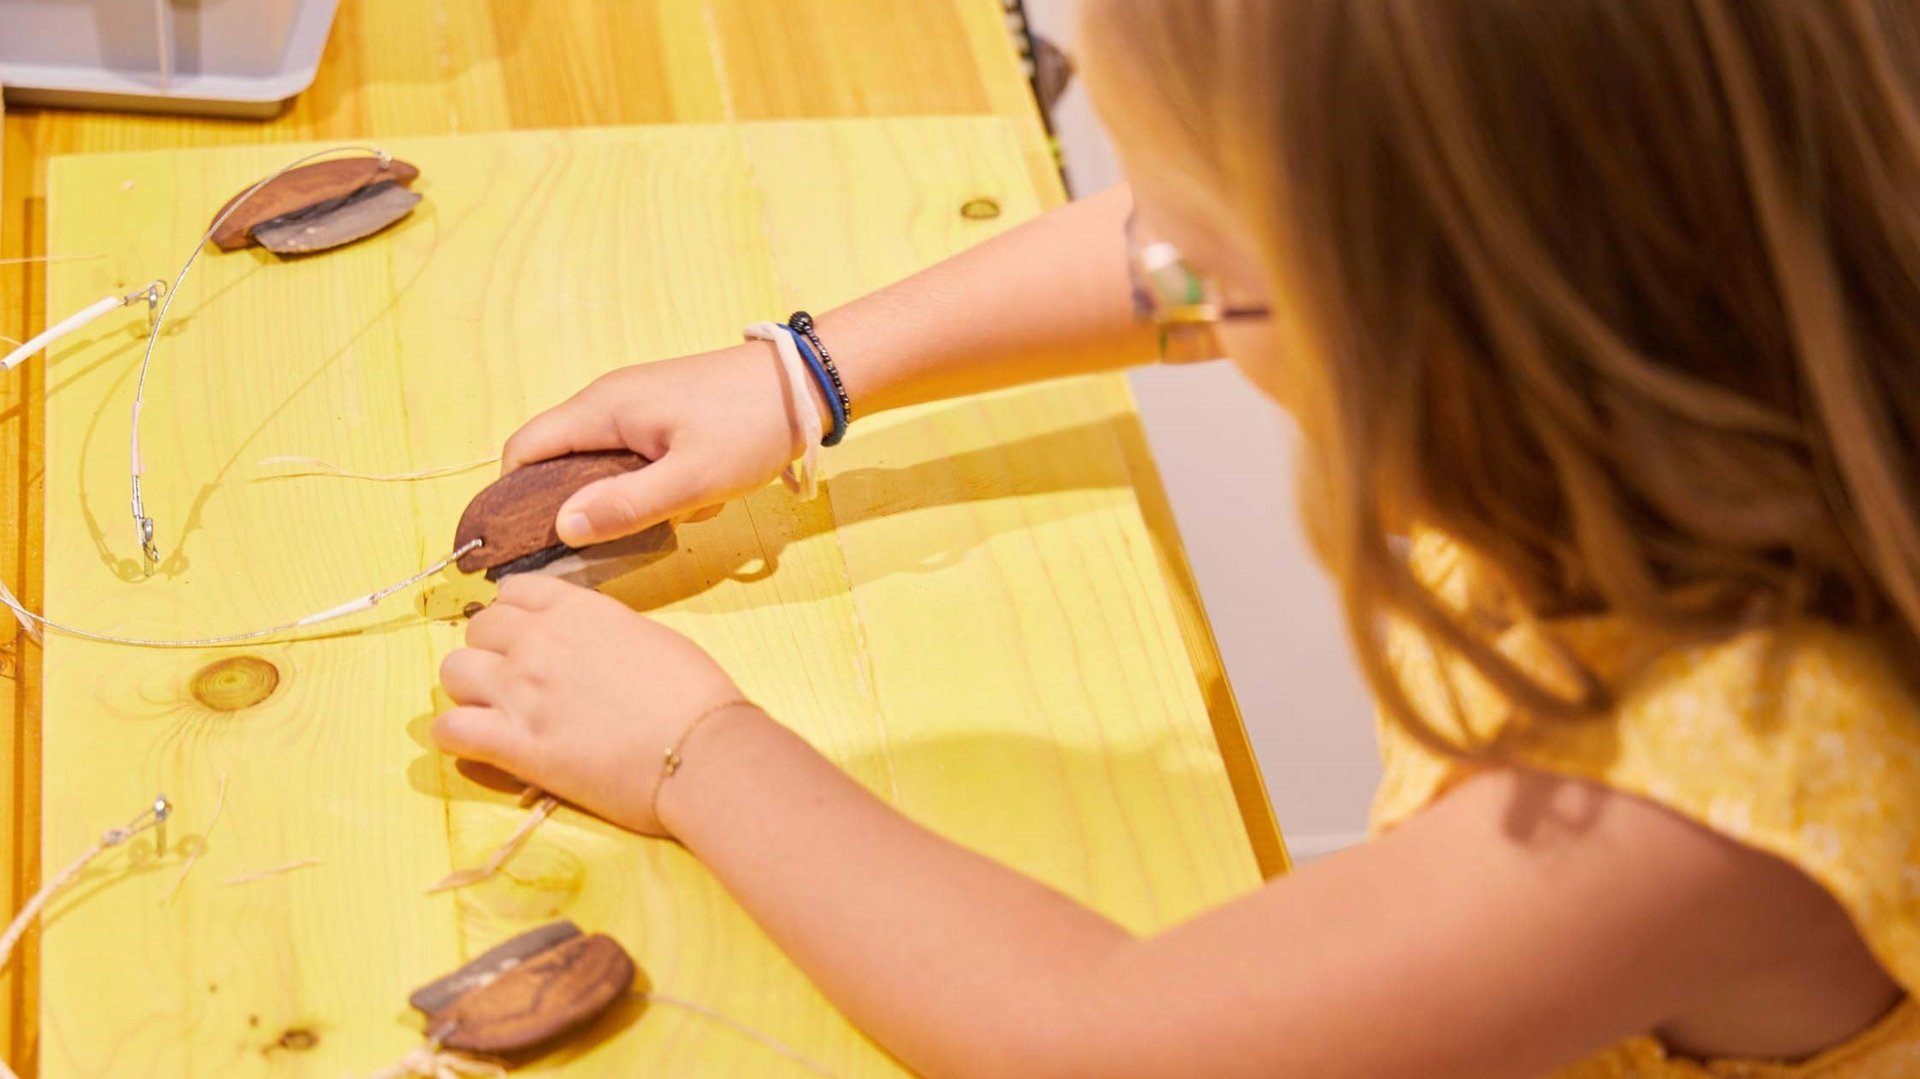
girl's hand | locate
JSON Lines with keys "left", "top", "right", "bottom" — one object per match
{"left": 433, "top": 574, "right": 752, "bottom": 836}
{"left": 501, "top": 342, "right": 816, "bottom": 548}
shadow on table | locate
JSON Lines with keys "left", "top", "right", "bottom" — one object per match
{"left": 401, "top": 721, "right": 1255, "bottom": 1072}
{"left": 591, "top": 411, "right": 1147, "bottom": 615}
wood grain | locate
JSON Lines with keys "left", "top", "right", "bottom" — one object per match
{"left": 3, "top": 2, "right": 1284, "bottom": 1073}
{"left": 36, "top": 119, "right": 1265, "bottom": 1077}
{"left": 0, "top": 5, "right": 1089, "bottom": 1070}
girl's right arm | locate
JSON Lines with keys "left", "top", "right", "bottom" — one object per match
{"left": 500, "top": 184, "right": 1184, "bottom": 548}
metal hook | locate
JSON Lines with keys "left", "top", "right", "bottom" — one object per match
{"left": 121, "top": 281, "right": 165, "bottom": 337}
{"left": 102, "top": 793, "right": 172, "bottom": 848}
{"left": 132, "top": 480, "right": 159, "bottom": 571}
{"left": 142, "top": 281, "right": 164, "bottom": 337}
{"left": 153, "top": 792, "right": 171, "bottom": 853}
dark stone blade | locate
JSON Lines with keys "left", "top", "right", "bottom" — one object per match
{"left": 484, "top": 544, "right": 575, "bottom": 583}
{"left": 251, "top": 181, "right": 423, "bottom": 255}
{"left": 484, "top": 527, "right": 677, "bottom": 584}
{"left": 407, "top": 920, "right": 583, "bottom": 1016}
{"left": 209, "top": 157, "right": 420, "bottom": 251}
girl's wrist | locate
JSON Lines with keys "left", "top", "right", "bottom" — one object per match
{"left": 651, "top": 701, "right": 781, "bottom": 839}
{"left": 739, "top": 338, "right": 838, "bottom": 457}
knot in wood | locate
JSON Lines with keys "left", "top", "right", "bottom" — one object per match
{"left": 191, "top": 656, "right": 281, "bottom": 712}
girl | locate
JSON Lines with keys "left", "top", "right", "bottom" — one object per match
{"left": 433, "top": 2, "right": 1920, "bottom": 1074}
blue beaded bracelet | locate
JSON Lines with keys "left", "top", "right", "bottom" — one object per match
{"left": 780, "top": 325, "right": 848, "bottom": 446}
{"left": 787, "top": 311, "right": 852, "bottom": 425}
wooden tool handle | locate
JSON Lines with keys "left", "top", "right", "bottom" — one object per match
{"left": 454, "top": 450, "right": 650, "bottom": 574}
{"left": 408, "top": 920, "right": 583, "bottom": 1015}
{"left": 209, "top": 157, "right": 421, "bottom": 251}
{"left": 430, "top": 933, "right": 636, "bottom": 1054}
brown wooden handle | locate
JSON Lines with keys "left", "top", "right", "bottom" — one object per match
{"left": 454, "top": 450, "right": 651, "bottom": 574}
{"left": 429, "top": 933, "right": 636, "bottom": 1054}
{"left": 408, "top": 920, "right": 583, "bottom": 1016}
{"left": 209, "top": 157, "right": 421, "bottom": 251}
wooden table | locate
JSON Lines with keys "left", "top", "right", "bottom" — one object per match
{"left": 1, "top": 2, "right": 1285, "bottom": 1073}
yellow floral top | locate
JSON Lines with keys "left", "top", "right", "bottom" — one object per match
{"left": 1371, "top": 535, "right": 1920, "bottom": 1077}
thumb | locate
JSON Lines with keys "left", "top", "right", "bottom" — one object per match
{"left": 556, "top": 459, "right": 703, "bottom": 547}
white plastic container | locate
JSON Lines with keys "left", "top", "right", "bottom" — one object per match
{"left": 0, "top": 0, "right": 340, "bottom": 118}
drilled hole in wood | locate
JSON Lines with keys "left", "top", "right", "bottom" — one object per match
{"left": 960, "top": 197, "right": 1002, "bottom": 220}
{"left": 190, "top": 656, "right": 280, "bottom": 712}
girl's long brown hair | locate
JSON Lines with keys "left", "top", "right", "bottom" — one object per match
{"left": 1083, "top": 1, "right": 1920, "bottom": 750}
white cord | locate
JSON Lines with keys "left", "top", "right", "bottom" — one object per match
{"left": 0, "top": 540, "right": 479, "bottom": 649}
{"left": 0, "top": 575, "right": 40, "bottom": 643}
{"left": 0, "top": 145, "right": 481, "bottom": 650}
{"left": 0, "top": 144, "right": 403, "bottom": 564}
{"left": 1, "top": 294, "right": 133, "bottom": 371}
{"left": 0, "top": 799, "right": 169, "bottom": 1079}
{"left": 128, "top": 144, "right": 399, "bottom": 564}
{"left": 744, "top": 323, "right": 822, "bottom": 500}
{"left": 251, "top": 455, "right": 498, "bottom": 483}
{"left": 425, "top": 794, "right": 558, "bottom": 894}
{"left": 0, "top": 802, "right": 168, "bottom": 991}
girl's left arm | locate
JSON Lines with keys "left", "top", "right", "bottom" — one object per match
{"left": 435, "top": 578, "right": 1843, "bottom": 1079}
{"left": 658, "top": 715, "right": 1817, "bottom": 1079}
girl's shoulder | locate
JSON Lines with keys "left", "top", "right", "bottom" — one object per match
{"left": 1377, "top": 532, "right": 1920, "bottom": 1002}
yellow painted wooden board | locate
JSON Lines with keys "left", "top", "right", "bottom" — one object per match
{"left": 37, "top": 119, "right": 1262, "bottom": 1075}
{"left": 4, "top": 3, "right": 1280, "bottom": 1071}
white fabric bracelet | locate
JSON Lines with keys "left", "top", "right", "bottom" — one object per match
{"left": 744, "top": 322, "right": 823, "bottom": 500}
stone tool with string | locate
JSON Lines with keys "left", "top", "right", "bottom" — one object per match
{"left": 369, "top": 921, "right": 837, "bottom": 1076}
{"left": 454, "top": 451, "right": 677, "bottom": 586}
{"left": 355, "top": 921, "right": 636, "bottom": 1075}
{"left": 409, "top": 921, "right": 635, "bottom": 1055}
{"left": 209, "top": 155, "right": 423, "bottom": 256}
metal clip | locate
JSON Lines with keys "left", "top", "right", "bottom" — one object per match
{"left": 153, "top": 792, "right": 171, "bottom": 853}
{"left": 132, "top": 480, "right": 159, "bottom": 569}
{"left": 103, "top": 793, "right": 172, "bottom": 848}
{"left": 123, "top": 281, "right": 166, "bottom": 337}
{"left": 137, "top": 517, "right": 158, "bottom": 569}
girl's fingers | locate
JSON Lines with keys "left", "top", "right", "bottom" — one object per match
{"left": 495, "top": 572, "right": 573, "bottom": 613}
{"left": 463, "top": 603, "right": 532, "bottom": 653}
{"left": 555, "top": 458, "right": 706, "bottom": 547}
{"left": 498, "top": 398, "right": 619, "bottom": 475}
{"left": 439, "top": 648, "right": 506, "bottom": 706}
{"left": 430, "top": 706, "right": 520, "bottom": 767}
